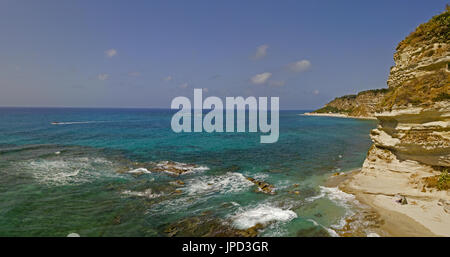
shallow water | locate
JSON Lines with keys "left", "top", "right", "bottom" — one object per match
{"left": 0, "top": 108, "right": 376, "bottom": 236}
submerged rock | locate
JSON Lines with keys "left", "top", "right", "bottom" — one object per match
{"left": 153, "top": 161, "right": 208, "bottom": 176}
{"left": 119, "top": 160, "right": 209, "bottom": 176}
{"left": 170, "top": 180, "right": 185, "bottom": 186}
{"left": 246, "top": 177, "right": 276, "bottom": 195}
{"left": 235, "top": 223, "right": 264, "bottom": 237}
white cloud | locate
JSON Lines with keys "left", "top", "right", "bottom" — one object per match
{"left": 105, "top": 49, "right": 117, "bottom": 58}
{"left": 180, "top": 82, "right": 188, "bottom": 88}
{"left": 128, "top": 71, "right": 140, "bottom": 76}
{"left": 254, "top": 44, "right": 269, "bottom": 59}
{"left": 251, "top": 72, "right": 272, "bottom": 84}
{"left": 288, "top": 60, "right": 311, "bottom": 72}
{"left": 97, "top": 73, "right": 109, "bottom": 81}
{"left": 164, "top": 76, "right": 173, "bottom": 82}
{"left": 269, "top": 80, "right": 285, "bottom": 87}
{"left": 313, "top": 90, "right": 320, "bottom": 95}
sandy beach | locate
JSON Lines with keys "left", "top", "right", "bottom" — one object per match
{"left": 331, "top": 169, "right": 450, "bottom": 237}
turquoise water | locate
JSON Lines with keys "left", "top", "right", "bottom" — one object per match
{"left": 0, "top": 108, "right": 376, "bottom": 236}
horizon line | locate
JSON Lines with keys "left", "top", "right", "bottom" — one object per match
{"left": 0, "top": 105, "right": 315, "bottom": 111}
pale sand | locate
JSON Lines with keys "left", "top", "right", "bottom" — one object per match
{"left": 337, "top": 169, "right": 450, "bottom": 237}
{"left": 301, "top": 112, "right": 377, "bottom": 120}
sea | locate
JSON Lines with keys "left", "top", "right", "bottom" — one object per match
{"left": 0, "top": 107, "right": 377, "bottom": 236}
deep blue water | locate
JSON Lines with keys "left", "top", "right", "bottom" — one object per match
{"left": 0, "top": 108, "right": 376, "bottom": 236}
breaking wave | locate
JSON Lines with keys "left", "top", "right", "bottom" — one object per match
{"left": 125, "top": 168, "right": 152, "bottom": 174}
{"left": 230, "top": 204, "right": 297, "bottom": 229}
{"left": 307, "top": 218, "right": 339, "bottom": 237}
{"left": 305, "top": 186, "right": 359, "bottom": 231}
{"left": 183, "top": 172, "right": 253, "bottom": 195}
{"left": 14, "top": 157, "right": 120, "bottom": 186}
{"left": 122, "top": 189, "right": 162, "bottom": 199}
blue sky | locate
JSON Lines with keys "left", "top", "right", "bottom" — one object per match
{"left": 0, "top": 0, "right": 447, "bottom": 109}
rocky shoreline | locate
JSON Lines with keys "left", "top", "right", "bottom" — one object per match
{"left": 329, "top": 169, "right": 448, "bottom": 237}
{"left": 322, "top": 7, "right": 449, "bottom": 237}
{"left": 337, "top": 103, "right": 450, "bottom": 237}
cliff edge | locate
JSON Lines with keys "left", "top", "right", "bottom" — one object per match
{"left": 313, "top": 89, "right": 388, "bottom": 118}
{"left": 340, "top": 6, "right": 450, "bottom": 236}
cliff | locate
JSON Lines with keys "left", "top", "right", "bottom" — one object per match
{"left": 314, "top": 89, "right": 388, "bottom": 117}
{"left": 339, "top": 6, "right": 450, "bottom": 236}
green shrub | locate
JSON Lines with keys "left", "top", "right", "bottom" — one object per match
{"left": 397, "top": 5, "right": 449, "bottom": 51}
{"left": 358, "top": 88, "right": 389, "bottom": 95}
{"left": 314, "top": 106, "right": 341, "bottom": 113}
{"left": 433, "top": 92, "right": 450, "bottom": 101}
{"left": 437, "top": 170, "right": 450, "bottom": 191}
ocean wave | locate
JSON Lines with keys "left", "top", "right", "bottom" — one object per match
{"left": 305, "top": 186, "right": 357, "bottom": 207}
{"left": 230, "top": 204, "right": 297, "bottom": 229}
{"left": 305, "top": 186, "right": 359, "bottom": 231}
{"left": 15, "top": 157, "right": 119, "bottom": 186}
{"left": 147, "top": 173, "right": 252, "bottom": 216}
{"left": 122, "top": 189, "right": 162, "bottom": 199}
{"left": 125, "top": 168, "right": 152, "bottom": 174}
{"left": 307, "top": 218, "right": 339, "bottom": 237}
{"left": 183, "top": 172, "right": 253, "bottom": 195}
{"left": 318, "top": 186, "right": 356, "bottom": 206}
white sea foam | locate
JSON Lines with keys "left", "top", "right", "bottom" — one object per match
{"left": 305, "top": 191, "right": 326, "bottom": 202}
{"left": 326, "top": 228, "right": 339, "bottom": 237}
{"left": 146, "top": 193, "right": 211, "bottom": 216}
{"left": 251, "top": 173, "right": 269, "bottom": 181}
{"left": 184, "top": 172, "right": 253, "bottom": 195}
{"left": 126, "top": 168, "right": 151, "bottom": 174}
{"left": 230, "top": 201, "right": 240, "bottom": 206}
{"left": 306, "top": 186, "right": 356, "bottom": 207}
{"left": 16, "top": 157, "right": 118, "bottom": 185}
{"left": 122, "top": 189, "right": 161, "bottom": 199}
{"left": 305, "top": 186, "right": 359, "bottom": 231}
{"left": 147, "top": 173, "right": 251, "bottom": 216}
{"left": 307, "top": 219, "right": 339, "bottom": 237}
{"left": 155, "top": 160, "right": 209, "bottom": 175}
{"left": 308, "top": 187, "right": 380, "bottom": 236}
{"left": 231, "top": 204, "right": 297, "bottom": 229}
{"left": 319, "top": 186, "right": 356, "bottom": 205}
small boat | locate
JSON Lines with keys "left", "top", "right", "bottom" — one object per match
{"left": 51, "top": 122, "right": 62, "bottom": 125}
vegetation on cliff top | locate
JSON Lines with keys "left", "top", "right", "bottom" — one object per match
{"left": 381, "top": 6, "right": 449, "bottom": 110}
{"left": 397, "top": 5, "right": 449, "bottom": 51}
{"left": 313, "top": 88, "right": 389, "bottom": 114}
{"left": 358, "top": 88, "right": 389, "bottom": 95}
{"left": 314, "top": 106, "right": 350, "bottom": 114}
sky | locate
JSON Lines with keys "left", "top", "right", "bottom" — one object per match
{"left": 0, "top": 0, "right": 447, "bottom": 109}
